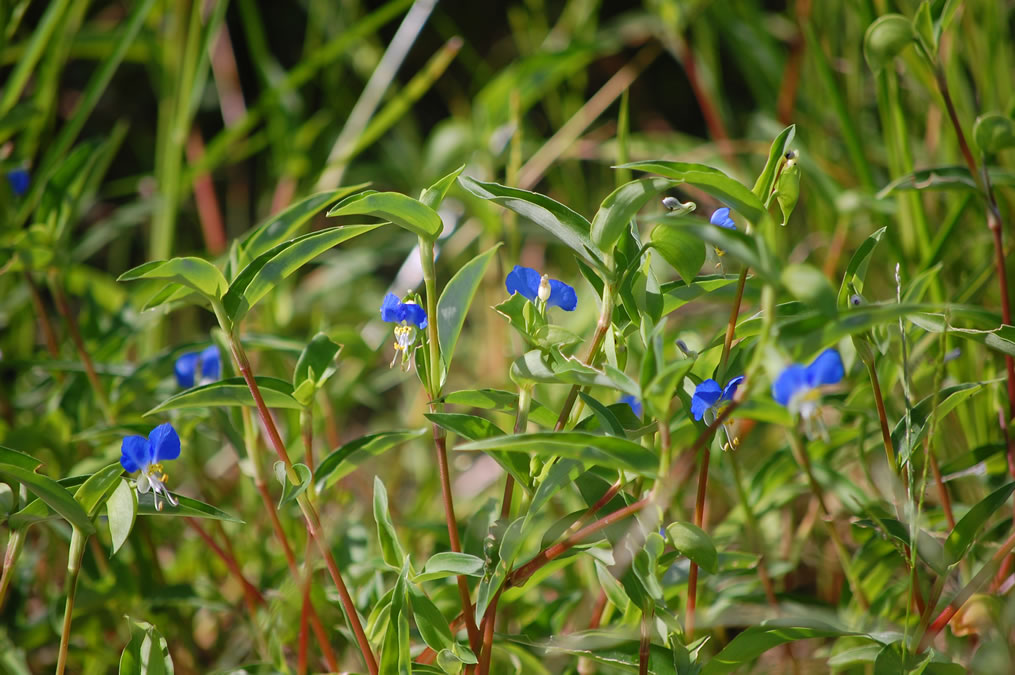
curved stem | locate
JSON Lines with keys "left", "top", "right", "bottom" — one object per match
{"left": 55, "top": 528, "right": 87, "bottom": 675}
{"left": 638, "top": 602, "right": 652, "bottom": 675}
{"left": 0, "top": 528, "right": 25, "bottom": 611}
{"left": 223, "top": 326, "right": 376, "bottom": 675}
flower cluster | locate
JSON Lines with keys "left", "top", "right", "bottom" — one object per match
{"left": 174, "top": 346, "right": 221, "bottom": 389}
{"left": 120, "top": 423, "right": 181, "bottom": 511}
{"left": 505, "top": 265, "right": 577, "bottom": 311}
{"left": 380, "top": 292, "right": 427, "bottom": 370}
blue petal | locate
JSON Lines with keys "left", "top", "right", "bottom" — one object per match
{"left": 505, "top": 265, "right": 541, "bottom": 302}
{"left": 710, "top": 207, "right": 735, "bottom": 230}
{"left": 148, "top": 423, "right": 181, "bottom": 463}
{"left": 199, "top": 345, "right": 221, "bottom": 381}
{"left": 120, "top": 435, "right": 150, "bottom": 473}
{"left": 174, "top": 352, "right": 199, "bottom": 389}
{"left": 547, "top": 279, "right": 577, "bottom": 311}
{"left": 772, "top": 364, "right": 808, "bottom": 406}
{"left": 380, "top": 293, "right": 402, "bottom": 323}
{"left": 401, "top": 302, "right": 428, "bottom": 329}
{"left": 691, "top": 379, "right": 722, "bottom": 421}
{"left": 805, "top": 348, "right": 845, "bottom": 388}
{"left": 722, "top": 375, "right": 745, "bottom": 401}
{"left": 6, "top": 168, "right": 29, "bottom": 196}
{"left": 620, "top": 394, "right": 642, "bottom": 417}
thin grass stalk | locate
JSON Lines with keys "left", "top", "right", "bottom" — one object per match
{"left": 55, "top": 528, "right": 86, "bottom": 675}
{"left": 222, "top": 327, "right": 377, "bottom": 674}
{"left": 0, "top": 528, "right": 25, "bottom": 611}
{"left": 419, "top": 238, "right": 483, "bottom": 654}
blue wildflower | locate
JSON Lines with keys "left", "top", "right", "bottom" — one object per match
{"left": 174, "top": 345, "right": 221, "bottom": 388}
{"left": 691, "top": 375, "right": 744, "bottom": 422}
{"left": 6, "top": 168, "right": 29, "bottom": 196}
{"left": 120, "top": 423, "right": 181, "bottom": 511}
{"left": 620, "top": 394, "right": 642, "bottom": 418}
{"left": 381, "top": 293, "right": 427, "bottom": 369}
{"left": 772, "top": 348, "right": 844, "bottom": 418}
{"left": 505, "top": 265, "right": 577, "bottom": 311}
{"left": 710, "top": 207, "right": 736, "bottom": 230}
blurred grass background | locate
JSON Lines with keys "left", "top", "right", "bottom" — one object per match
{"left": 2, "top": 0, "right": 1015, "bottom": 672}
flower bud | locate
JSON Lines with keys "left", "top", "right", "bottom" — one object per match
{"left": 537, "top": 274, "right": 551, "bottom": 302}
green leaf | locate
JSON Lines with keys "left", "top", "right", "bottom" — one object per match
{"left": 119, "top": 618, "right": 174, "bottom": 675}
{"left": 632, "top": 532, "right": 665, "bottom": 600}
{"left": 437, "top": 244, "right": 500, "bottom": 370}
{"left": 752, "top": 125, "right": 796, "bottom": 200}
{"left": 782, "top": 264, "right": 837, "bottom": 317}
{"left": 877, "top": 165, "right": 1015, "bottom": 197}
{"left": 424, "top": 413, "right": 504, "bottom": 440}
{"left": 458, "top": 432, "right": 658, "bottom": 476}
{"left": 913, "top": 1, "right": 936, "bottom": 60}
{"left": 118, "top": 257, "right": 227, "bottom": 299}
{"left": 273, "top": 462, "right": 311, "bottom": 509}
{"left": 577, "top": 393, "right": 626, "bottom": 437}
{"left": 591, "top": 177, "right": 676, "bottom": 252}
{"left": 0, "top": 446, "right": 41, "bottom": 471}
{"left": 644, "top": 358, "right": 695, "bottom": 420}
{"left": 890, "top": 382, "right": 985, "bottom": 463}
{"left": 223, "top": 224, "right": 380, "bottom": 323}
{"left": 944, "top": 482, "right": 1015, "bottom": 566}
{"left": 667, "top": 521, "right": 718, "bottom": 574}
{"left": 458, "top": 175, "right": 605, "bottom": 273}
{"left": 137, "top": 492, "right": 243, "bottom": 522}
{"left": 145, "top": 377, "right": 301, "bottom": 416}
{"left": 292, "top": 333, "right": 342, "bottom": 406}
{"left": 74, "top": 463, "right": 125, "bottom": 518}
{"left": 414, "top": 552, "right": 486, "bottom": 582}
{"left": 510, "top": 349, "right": 620, "bottom": 390}
{"left": 973, "top": 113, "right": 1015, "bottom": 154}
{"left": 420, "top": 166, "right": 465, "bottom": 209}
{"left": 408, "top": 584, "right": 456, "bottom": 653}
{"left": 0, "top": 463, "right": 94, "bottom": 534}
{"left": 237, "top": 187, "right": 367, "bottom": 263}
{"left": 655, "top": 220, "right": 778, "bottom": 284}
{"left": 374, "top": 476, "right": 406, "bottom": 568}
{"left": 853, "top": 517, "right": 946, "bottom": 575}
{"left": 703, "top": 623, "right": 859, "bottom": 675}
{"left": 327, "top": 190, "right": 443, "bottom": 239}
{"left": 864, "top": 14, "right": 916, "bottom": 72}
{"left": 650, "top": 225, "right": 705, "bottom": 283}
{"left": 526, "top": 460, "right": 586, "bottom": 526}
{"left": 106, "top": 478, "right": 137, "bottom": 556}
{"left": 620, "top": 161, "right": 773, "bottom": 231}
{"left": 594, "top": 561, "right": 630, "bottom": 613}
{"left": 438, "top": 389, "right": 558, "bottom": 428}
{"left": 781, "top": 303, "right": 927, "bottom": 360}
{"left": 838, "top": 226, "right": 886, "bottom": 308}
{"left": 315, "top": 429, "right": 427, "bottom": 491}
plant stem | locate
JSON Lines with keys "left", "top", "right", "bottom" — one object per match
{"left": 685, "top": 442, "right": 710, "bottom": 639}
{"left": 223, "top": 327, "right": 377, "bottom": 675}
{"left": 787, "top": 432, "right": 868, "bottom": 609}
{"left": 477, "top": 387, "right": 531, "bottom": 675}
{"left": 638, "top": 602, "right": 652, "bottom": 675}
{"left": 0, "top": 528, "right": 25, "bottom": 611}
{"left": 49, "top": 274, "right": 114, "bottom": 423}
{"left": 720, "top": 268, "right": 749, "bottom": 367}
{"left": 921, "top": 528, "right": 1015, "bottom": 648}
{"left": 554, "top": 285, "right": 614, "bottom": 431}
{"left": 23, "top": 271, "right": 61, "bottom": 363}
{"left": 418, "top": 237, "right": 483, "bottom": 655}
{"left": 865, "top": 360, "right": 898, "bottom": 472}
{"left": 55, "top": 528, "right": 87, "bottom": 675}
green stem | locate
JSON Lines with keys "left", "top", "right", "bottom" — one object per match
{"left": 554, "top": 284, "right": 615, "bottom": 431}
{"left": 55, "top": 528, "right": 87, "bottom": 675}
{"left": 216, "top": 310, "right": 377, "bottom": 675}
{"left": 787, "top": 432, "right": 868, "bottom": 609}
{"left": 417, "top": 237, "right": 482, "bottom": 655}
{"left": 0, "top": 528, "right": 25, "bottom": 611}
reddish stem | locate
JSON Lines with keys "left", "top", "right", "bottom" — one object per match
{"left": 185, "top": 518, "right": 264, "bottom": 613}
{"left": 685, "top": 444, "right": 711, "bottom": 639}
{"left": 185, "top": 130, "right": 227, "bottom": 255}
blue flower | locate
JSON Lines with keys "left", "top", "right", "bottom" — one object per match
{"left": 120, "top": 423, "right": 181, "bottom": 511}
{"left": 620, "top": 395, "right": 642, "bottom": 417}
{"left": 772, "top": 348, "right": 844, "bottom": 417}
{"left": 505, "top": 265, "right": 577, "bottom": 311}
{"left": 691, "top": 375, "right": 744, "bottom": 422}
{"left": 6, "top": 168, "right": 29, "bottom": 196}
{"left": 380, "top": 293, "right": 427, "bottom": 329}
{"left": 174, "top": 345, "right": 221, "bottom": 388}
{"left": 381, "top": 293, "right": 427, "bottom": 369}
{"left": 710, "top": 207, "right": 736, "bottom": 230}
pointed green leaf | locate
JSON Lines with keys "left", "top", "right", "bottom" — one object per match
{"left": 0, "top": 463, "right": 94, "bottom": 534}
{"left": 145, "top": 377, "right": 301, "bottom": 415}
{"left": 591, "top": 178, "right": 676, "bottom": 252}
{"left": 421, "top": 166, "right": 465, "bottom": 209}
{"left": 650, "top": 225, "right": 705, "bottom": 283}
{"left": 118, "top": 257, "right": 227, "bottom": 299}
{"left": 667, "top": 521, "right": 718, "bottom": 574}
{"left": 292, "top": 333, "right": 342, "bottom": 405}
{"left": 273, "top": 462, "right": 311, "bottom": 509}
{"left": 752, "top": 125, "right": 796, "bottom": 199}
{"left": 315, "top": 429, "right": 427, "bottom": 491}
{"left": 414, "top": 552, "right": 486, "bottom": 582}
{"left": 137, "top": 491, "right": 243, "bottom": 522}
{"left": 437, "top": 244, "right": 501, "bottom": 370}
{"left": 327, "top": 190, "right": 442, "bottom": 239}
{"left": 75, "top": 463, "right": 125, "bottom": 519}
{"left": 944, "top": 482, "right": 1015, "bottom": 566}
{"left": 438, "top": 389, "right": 558, "bottom": 428}
{"left": 458, "top": 175, "right": 605, "bottom": 272}
{"left": 838, "top": 226, "right": 886, "bottom": 307}
{"left": 374, "top": 476, "right": 406, "bottom": 568}
{"left": 119, "top": 618, "right": 173, "bottom": 675}
{"left": 107, "top": 478, "right": 137, "bottom": 556}
{"left": 877, "top": 165, "right": 1015, "bottom": 197}
{"left": 458, "top": 432, "right": 658, "bottom": 476}
{"left": 703, "top": 623, "right": 859, "bottom": 675}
